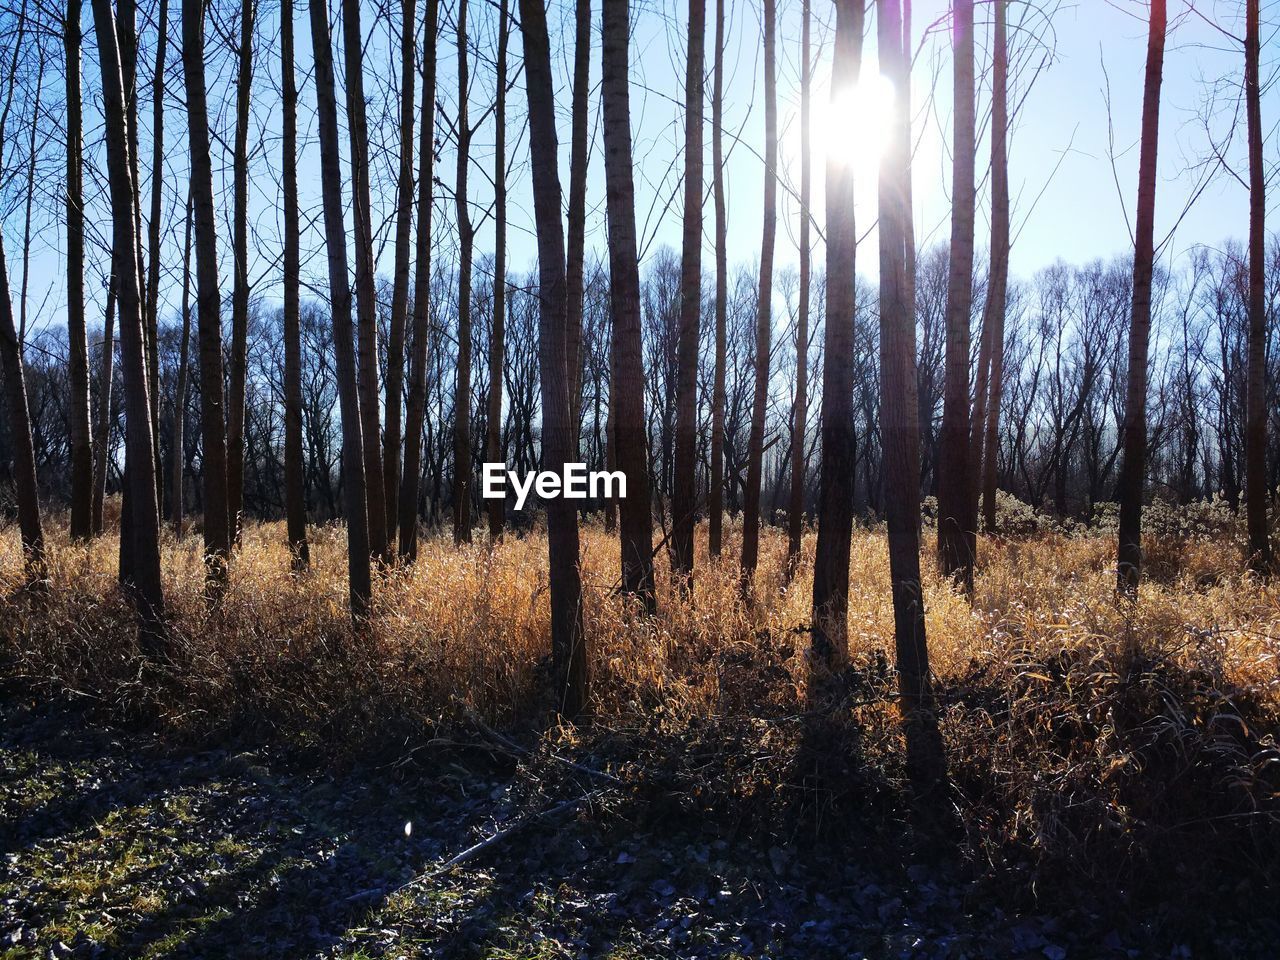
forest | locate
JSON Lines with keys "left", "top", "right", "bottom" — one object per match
{"left": 1, "top": 0, "right": 1279, "bottom": 956}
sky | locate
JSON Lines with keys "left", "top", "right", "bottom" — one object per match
{"left": 2, "top": 0, "right": 1277, "bottom": 336}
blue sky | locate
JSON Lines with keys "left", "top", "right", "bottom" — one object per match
{"left": 3, "top": 0, "right": 1277, "bottom": 335}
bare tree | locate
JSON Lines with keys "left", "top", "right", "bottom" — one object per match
{"left": 144, "top": 0, "right": 169, "bottom": 506}
{"left": 92, "top": 280, "right": 116, "bottom": 535}
{"left": 937, "top": 0, "right": 976, "bottom": 590}
{"left": 282, "top": 0, "right": 308, "bottom": 567}
{"left": 565, "top": 0, "right": 590, "bottom": 442}
{"left": 708, "top": 0, "right": 727, "bottom": 559}
{"left": 65, "top": 0, "right": 93, "bottom": 541}
{"left": 1116, "top": 0, "right": 1167, "bottom": 596}
{"left": 1244, "top": 0, "right": 1270, "bottom": 573}
{"left": 384, "top": 0, "right": 417, "bottom": 544}
{"left": 182, "top": 0, "right": 232, "bottom": 587}
{"left": 740, "top": 0, "right": 777, "bottom": 583}
{"left": 310, "top": 0, "right": 372, "bottom": 616}
{"left": 520, "top": 0, "right": 588, "bottom": 715}
{"left": 400, "top": 0, "right": 439, "bottom": 561}
{"left": 786, "top": 0, "right": 812, "bottom": 574}
{"left": 971, "top": 0, "right": 1009, "bottom": 534}
{"left": 92, "top": 0, "right": 166, "bottom": 648}
{"left": 601, "top": 0, "right": 657, "bottom": 610}
{"left": 810, "top": 0, "right": 864, "bottom": 664}
{"left": 878, "top": 0, "right": 946, "bottom": 798}
{"left": 486, "top": 0, "right": 509, "bottom": 541}
{"left": 343, "top": 0, "right": 389, "bottom": 561}
{"left": 452, "top": 0, "right": 474, "bottom": 545}
{"left": 672, "top": 0, "right": 705, "bottom": 582}
{"left": 172, "top": 195, "right": 192, "bottom": 535}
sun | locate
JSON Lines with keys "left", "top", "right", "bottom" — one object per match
{"left": 790, "top": 71, "right": 897, "bottom": 181}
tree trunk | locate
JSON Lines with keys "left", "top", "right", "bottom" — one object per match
{"left": 181, "top": 0, "right": 232, "bottom": 587}
{"left": 227, "top": 0, "right": 254, "bottom": 540}
{"left": 936, "top": 0, "right": 975, "bottom": 591}
{"left": 565, "top": 0, "right": 590, "bottom": 448}
{"left": 399, "top": 0, "right": 439, "bottom": 562}
{"left": 740, "top": 0, "right": 777, "bottom": 583}
{"left": 971, "top": 0, "right": 1008, "bottom": 536}
{"left": 521, "top": 0, "right": 589, "bottom": 715}
{"left": 282, "top": 0, "right": 309, "bottom": 568}
{"left": 672, "top": 0, "right": 704, "bottom": 583}
{"left": 310, "top": 0, "right": 372, "bottom": 616}
{"left": 342, "top": 0, "right": 389, "bottom": 561}
{"left": 384, "top": 0, "right": 417, "bottom": 544}
{"left": 878, "top": 0, "right": 946, "bottom": 800}
{"left": 453, "top": 0, "right": 474, "bottom": 545}
{"left": 1244, "top": 0, "right": 1270, "bottom": 574}
{"left": 92, "top": 0, "right": 166, "bottom": 649}
{"left": 487, "top": 0, "right": 509, "bottom": 541}
{"left": 810, "top": 0, "right": 863, "bottom": 664}
{"left": 172, "top": 194, "right": 192, "bottom": 535}
{"left": 786, "top": 0, "right": 813, "bottom": 575}
{"left": 1116, "top": 0, "right": 1166, "bottom": 596}
{"left": 144, "top": 0, "right": 168, "bottom": 510}
{"left": 92, "top": 280, "right": 116, "bottom": 535}
{"left": 66, "top": 0, "right": 93, "bottom": 541}
{"left": 708, "top": 0, "right": 726, "bottom": 558}
{"left": 601, "top": 0, "right": 657, "bottom": 610}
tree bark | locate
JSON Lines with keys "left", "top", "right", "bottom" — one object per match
{"left": 786, "top": 0, "right": 812, "bottom": 575}
{"left": 810, "top": 0, "right": 863, "bottom": 664}
{"left": 66, "top": 0, "right": 93, "bottom": 541}
{"left": 936, "top": 0, "right": 975, "bottom": 591}
{"left": 565, "top": 0, "right": 590, "bottom": 448}
{"left": 672, "top": 0, "right": 704, "bottom": 583}
{"left": 227, "top": 0, "right": 254, "bottom": 540}
{"left": 182, "top": 0, "right": 232, "bottom": 588}
{"left": 92, "top": 280, "right": 116, "bottom": 536}
{"left": 487, "top": 0, "right": 509, "bottom": 541}
{"left": 144, "top": 0, "right": 168, "bottom": 510}
{"left": 384, "top": 0, "right": 417, "bottom": 544}
{"left": 310, "top": 0, "right": 372, "bottom": 616}
{"left": 708, "top": 0, "right": 726, "bottom": 558}
{"left": 399, "top": 0, "right": 439, "bottom": 562}
{"left": 740, "top": 0, "right": 777, "bottom": 583}
{"left": 521, "top": 0, "right": 589, "bottom": 715}
{"left": 453, "top": 0, "right": 474, "bottom": 545}
{"left": 878, "top": 0, "right": 946, "bottom": 799}
{"left": 1244, "top": 0, "right": 1270, "bottom": 574}
{"left": 172, "top": 194, "right": 192, "bottom": 535}
{"left": 92, "top": 0, "right": 167, "bottom": 649}
{"left": 342, "top": 0, "right": 389, "bottom": 560}
{"left": 1116, "top": 0, "right": 1166, "bottom": 596}
{"left": 601, "top": 0, "right": 657, "bottom": 611}
{"left": 282, "top": 0, "right": 308, "bottom": 568}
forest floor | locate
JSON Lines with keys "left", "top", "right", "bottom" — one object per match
{"left": 0, "top": 689, "right": 1262, "bottom": 960}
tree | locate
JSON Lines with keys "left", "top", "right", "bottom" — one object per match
{"left": 92, "top": 280, "right": 116, "bottom": 535}
{"left": 92, "top": 0, "right": 166, "bottom": 648}
{"left": 878, "top": 0, "right": 946, "bottom": 797}
{"left": 1116, "top": 0, "right": 1167, "bottom": 596}
{"left": 172, "top": 195, "right": 193, "bottom": 535}
{"left": 672, "top": 0, "right": 705, "bottom": 582}
{"left": 740, "top": 0, "right": 777, "bottom": 583}
{"left": 786, "top": 0, "right": 812, "bottom": 574}
{"left": 399, "top": 0, "right": 439, "bottom": 562}
{"left": 486, "top": 0, "right": 509, "bottom": 541}
{"left": 810, "top": 0, "right": 864, "bottom": 664}
{"left": 520, "top": 0, "right": 588, "bottom": 715}
{"left": 384, "top": 0, "right": 417, "bottom": 545}
{"left": 343, "top": 0, "right": 389, "bottom": 561}
{"left": 65, "top": 0, "right": 93, "bottom": 541}
{"left": 144, "top": 0, "right": 169, "bottom": 507}
{"left": 452, "top": 0, "right": 475, "bottom": 545}
{"left": 708, "top": 0, "right": 727, "bottom": 558}
{"left": 282, "top": 0, "right": 308, "bottom": 568}
{"left": 227, "top": 0, "right": 254, "bottom": 540}
{"left": 601, "top": 0, "right": 657, "bottom": 610}
{"left": 182, "top": 0, "right": 232, "bottom": 588}
{"left": 310, "top": 0, "right": 372, "bottom": 616}
{"left": 1244, "top": 0, "right": 1270, "bottom": 573}
{"left": 970, "top": 0, "right": 1009, "bottom": 535}
{"left": 937, "top": 0, "right": 976, "bottom": 590}
{"left": 565, "top": 0, "right": 590, "bottom": 444}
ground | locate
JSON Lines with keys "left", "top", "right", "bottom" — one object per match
{"left": 1, "top": 691, "right": 1267, "bottom": 960}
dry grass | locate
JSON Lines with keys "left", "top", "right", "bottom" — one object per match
{"left": 3, "top": 501, "right": 1279, "bottom": 910}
